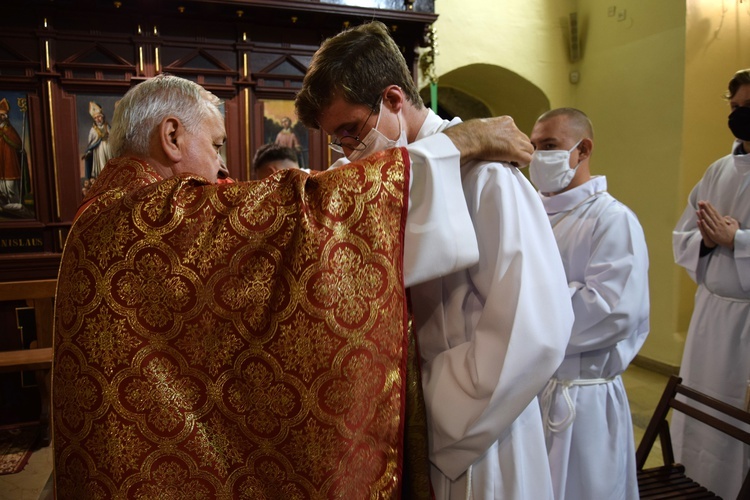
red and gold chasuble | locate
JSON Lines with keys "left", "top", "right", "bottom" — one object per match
{"left": 53, "top": 151, "right": 429, "bottom": 498}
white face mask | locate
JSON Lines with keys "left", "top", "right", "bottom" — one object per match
{"left": 347, "top": 100, "right": 408, "bottom": 161}
{"left": 529, "top": 140, "right": 582, "bottom": 194}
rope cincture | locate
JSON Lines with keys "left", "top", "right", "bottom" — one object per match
{"left": 540, "top": 377, "right": 616, "bottom": 434}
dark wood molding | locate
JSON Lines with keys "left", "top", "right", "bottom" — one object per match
{"left": 0, "top": 0, "right": 436, "bottom": 273}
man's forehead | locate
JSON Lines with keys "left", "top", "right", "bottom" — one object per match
{"left": 206, "top": 112, "right": 227, "bottom": 137}
{"left": 532, "top": 119, "right": 563, "bottom": 139}
{"left": 317, "top": 96, "right": 363, "bottom": 134}
{"left": 533, "top": 116, "right": 576, "bottom": 139}
{"left": 731, "top": 84, "right": 750, "bottom": 105}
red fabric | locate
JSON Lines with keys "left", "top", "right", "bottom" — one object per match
{"left": 54, "top": 150, "right": 412, "bottom": 498}
{"left": 0, "top": 122, "right": 22, "bottom": 179}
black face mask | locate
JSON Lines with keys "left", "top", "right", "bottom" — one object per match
{"left": 728, "top": 106, "right": 750, "bottom": 141}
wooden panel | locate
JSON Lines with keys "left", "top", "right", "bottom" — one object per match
{"left": 0, "top": 279, "right": 57, "bottom": 301}
{"left": 0, "top": 0, "right": 435, "bottom": 269}
{"left": 0, "top": 347, "right": 53, "bottom": 372}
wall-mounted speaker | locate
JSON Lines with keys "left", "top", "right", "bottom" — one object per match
{"left": 569, "top": 12, "right": 580, "bottom": 62}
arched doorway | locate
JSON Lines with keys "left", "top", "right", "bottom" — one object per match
{"left": 421, "top": 63, "right": 550, "bottom": 135}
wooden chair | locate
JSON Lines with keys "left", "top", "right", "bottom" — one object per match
{"left": 0, "top": 279, "right": 56, "bottom": 447}
{"left": 636, "top": 375, "right": 750, "bottom": 499}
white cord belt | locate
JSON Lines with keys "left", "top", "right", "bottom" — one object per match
{"left": 465, "top": 464, "right": 473, "bottom": 500}
{"left": 704, "top": 287, "right": 750, "bottom": 303}
{"left": 540, "top": 376, "right": 616, "bottom": 433}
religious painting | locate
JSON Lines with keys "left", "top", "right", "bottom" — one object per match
{"left": 76, "top": 93, "right": 120, "bottom": 197}
{"left": 0, "top": 91, "right": 35, "bottom": 221}
{"left": 260, "top": 99, "right": 309, "bottom": 169}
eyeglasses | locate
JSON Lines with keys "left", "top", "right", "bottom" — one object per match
{"left": 328, "top": 100, "right": 380, "bottom": 154}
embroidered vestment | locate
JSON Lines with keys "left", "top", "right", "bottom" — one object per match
{"left": 53, "top": 149, "right": 417, "bottom": 499}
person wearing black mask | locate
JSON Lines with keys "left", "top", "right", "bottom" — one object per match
{"left": 672, "top": 68, "right": 750, "bottom": 500}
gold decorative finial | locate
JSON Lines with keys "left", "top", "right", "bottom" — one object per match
{"left": 237, "top": 10, "right": 244, "bottom": 18}
{"left": 178, "top": 6, "right": 185, "bottom": 13}
{"left": 419, "top": 25, "right": 438, "bottom": 86}
{"left": 342, "top": 21, "right": 350, "bottom": 29}
{"left": 291, "top": 16, "right": 298, "bottom": 23}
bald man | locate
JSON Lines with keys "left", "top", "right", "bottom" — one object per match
{"left": 530, "top": 108, "right": 650, "bottom": 500}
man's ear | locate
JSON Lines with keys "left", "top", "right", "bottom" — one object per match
{"left": 382, "top": 85, "right": 405, "bottom": 112}
{"left": 159, "top": 117, "right": 183, "bottom": 163}
{"left": 578, "top": 137, "right": 593, "bottom": 161}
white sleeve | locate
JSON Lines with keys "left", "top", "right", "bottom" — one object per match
{"left": 415, "top": 163, "right": 573, "bottom": 479}
{"left": 402, "top": 134, "right": 479, "bottom": 287}
{"left": 672, "top": 180, "right": 706, "bottom": 283}
{"left": 566, "top": 205, "right": 650, "bottom": 355}
{"left": 735, "top": 228, "right": 750, "bottom": 290}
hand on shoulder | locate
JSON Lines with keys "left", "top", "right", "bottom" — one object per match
{"left": 443, "top": 116, "right": 533, "bottom": 166}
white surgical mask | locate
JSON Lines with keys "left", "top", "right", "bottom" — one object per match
{"left": 529, "top": 140, "right": 583, "bottom": 194}
{"left": 348, "top": 100, "right": 408, "bottom": 161}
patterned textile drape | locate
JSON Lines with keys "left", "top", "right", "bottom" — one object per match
{"left": 53, "top": 149, "right": 422, "bottom": 499}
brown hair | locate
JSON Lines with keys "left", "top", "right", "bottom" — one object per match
{"left": 252, "top": 143, "right": 298, "bottom": 172}
{"left": 295, "top": 21, "right": 423, "bottom": 129}
{"left": 726, "top": 69, "right": 750, "bottom": 100}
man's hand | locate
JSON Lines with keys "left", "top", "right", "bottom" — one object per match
{"left": 697, "top": 200, "right": 739, "bottom": 250}
{"left": 443, "top": 116, "right": 533, "bottom": 166}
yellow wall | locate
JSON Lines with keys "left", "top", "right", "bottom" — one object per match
{"left": 432, "top": 0, "right": 576, "bottom": 113}
{"left": 678, "top": 0, "right": 750, "bottom": 334}
{"left": 573, "top": 0, "right": 686, "bottom": 367}
{"left": 431, "top": 0, "right": 750, "bottom": 370}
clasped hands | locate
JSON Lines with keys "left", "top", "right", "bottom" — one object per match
{"left": 697, "top": 200, "right": 740, "bottom": 250}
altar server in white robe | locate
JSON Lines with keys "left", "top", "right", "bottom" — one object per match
{"left": 529, "top": 108, "right": 650, "bottom": 500}
{"left": 296, "top": 21, "right": 574, "bottom": 500}
{"left": 672, "top": 68, "right": 750, "bottom": 500}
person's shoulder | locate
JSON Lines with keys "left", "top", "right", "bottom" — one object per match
{"left": 593, "top": 193, "right": 645, "bottom": 233}
{"left": 462, "top": 160, "right": 531, "bottom": 187}
{"left": 591, "top": 190, "right": 628, "bottom": 212}
{"left": 691, "top": 153, "right": 734, "bottom": 187}
{"left": 708, "top": 152, "right": 735, "bottom": 171}
{"left": 463, "top": 159, "right": 519, "bottom": 176}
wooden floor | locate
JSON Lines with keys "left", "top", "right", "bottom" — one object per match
{"left": 0, "top": 363, "right": 670, "bottom": 499}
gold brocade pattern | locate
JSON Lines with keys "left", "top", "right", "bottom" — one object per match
{"left": 53, "top": 151, "right": 416, "bottom": 499}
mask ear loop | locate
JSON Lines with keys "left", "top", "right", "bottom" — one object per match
{"left": 371, "top": 99, "right": 385, "bottom": 133}
{"left": 378, "top": 97, "right": 403, "bottom": 143}
{"left": 569, "top": 139, "right": 584, "bottom": 170}
{"left": 394, "top": 108, "right": 403, "bottom": 141}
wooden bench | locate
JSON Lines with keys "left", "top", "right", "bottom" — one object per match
{"left": 636, "top": 375, "right": 750, "bottom": 499}
{"left": 0, "top": 279, "right": 56, "bottom": 446}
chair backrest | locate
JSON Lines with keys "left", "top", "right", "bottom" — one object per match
{"left": 0, "top": 279, "right": 57, "bottom": 349}
{"left": 636, "top": 375, "right": 750, "bottom": 499}
{"left": 0, "top": 279, "right": 58, "bottom": 302}
{"left": 0, "top": 279, "right": 57, "bottom": 445}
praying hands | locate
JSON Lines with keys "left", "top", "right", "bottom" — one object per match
{"left": 697, "top": 200, "right": 740, "bottom": 250}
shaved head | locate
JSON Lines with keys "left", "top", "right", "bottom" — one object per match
{"left": 536, "top": 108, "right": 594, "bottom": 140}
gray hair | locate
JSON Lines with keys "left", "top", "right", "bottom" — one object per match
{"left": 109, "top": 74, "right": 223, "bottom": 157}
